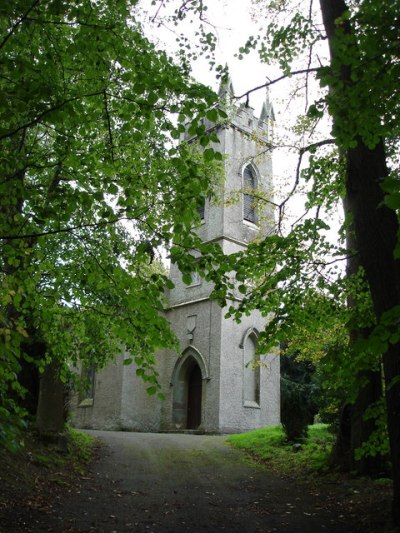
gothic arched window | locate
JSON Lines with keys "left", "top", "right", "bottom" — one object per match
{"left": 79, "top": 364, "right": 96, "bottom": 406}
{"left": 243, "top": 165, "right": 257, "bottom": 224}
{"left": 243, "top": 334, "right": 260, "bottom": 406}
{"left": 196, "top": 194, "right": 205, "bottom": 220}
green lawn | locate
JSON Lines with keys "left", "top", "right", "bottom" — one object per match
{"left": 227, "top": 424, "right": 335, "bottom": 476}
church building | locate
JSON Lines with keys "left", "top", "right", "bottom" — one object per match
{"left": 70, "top": 80, "right": 281, "bottom": 434}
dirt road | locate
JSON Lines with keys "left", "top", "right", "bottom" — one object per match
{"left": 14, "top": 431, "right": 365, "bottom": 532}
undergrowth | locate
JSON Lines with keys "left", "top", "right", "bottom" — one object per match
{"left": 0, "top": 425, "right": 96, "bottom": 506}
{"left": 227, "top": 424, "right": 334, "bottom": 476}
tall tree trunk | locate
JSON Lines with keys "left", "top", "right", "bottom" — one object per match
{"left": 320, "top": 0, "right": 400, "bottom": 525}
{"left": 346, "top": 138, "right": 400, "bottom": 520}
{"left": 350, "top": 368, "right": 385, "bottom": 475}
{"left": 344, "top": 196, "right": 386, "bottom": 476}
{"left": 330, "top": 403, "right": 352, "bottom": 471}
{"left": 36, "top": 359, "right": 67, "bottom": 437}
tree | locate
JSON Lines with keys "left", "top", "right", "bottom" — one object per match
{"left": 319, "top": 1, "right": 400, "bottom": 522}
{"left": 280, "top": 348, "right": 318, "bottom": 442}
{"left": 331, "top": 197, "right": 387, "bottom": 476}
{"left": 0, "top": 0, "right": 225, "bottom": 447}
{"left": 237, "top": 0, "right": 400, "bottom": 523}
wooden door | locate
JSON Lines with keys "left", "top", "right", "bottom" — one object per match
{"left": 187, "top": 365, "right": 202, "bottom": 429}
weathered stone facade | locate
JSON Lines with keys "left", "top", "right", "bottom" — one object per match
{"left": 70, "top": 82, "right": 280, "bottom": 433}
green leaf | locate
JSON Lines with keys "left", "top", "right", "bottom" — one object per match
{"left": 203, "top": 148, "right": 215, "bottom": 161}
{"left": 384, "top": 192, "right": 400, "bottom": 210}
{"left": 182, "top": 273, "right": 192, "bottom": 285}
{"left": 199, "top": 136, "right": 209, "bottom": 147}
{"left": 206, "top": 108, "right": 218, "bottom": 122}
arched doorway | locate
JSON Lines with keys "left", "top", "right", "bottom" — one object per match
{"left": 171, "top": 351, "right": 206, "bottom": 430}
{"left": 187, "top": 364, "right": 202, "bottom": 429}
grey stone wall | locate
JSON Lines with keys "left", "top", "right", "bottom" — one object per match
{"left": 70, "top": 355, "right": 124, "bottom": 430}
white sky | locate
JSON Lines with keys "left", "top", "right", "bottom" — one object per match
{"left": 141, "top": 0, "right": 276, "bottom": 110}
{"left": 189, "top": 0, "right": 272, "bottom": 110}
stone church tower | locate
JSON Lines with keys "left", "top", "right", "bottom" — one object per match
{"left": 70, "top": 80, "right": 280, "bottom": 433}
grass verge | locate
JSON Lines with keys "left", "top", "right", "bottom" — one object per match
{"left": 228, "top": 424, "right": 394, "bottom": 532}
{"left": 227, "top": 424, "right": 335, "bottom": 477}
{"left": 0, "top": 425, "right": 96, "bottom": 507}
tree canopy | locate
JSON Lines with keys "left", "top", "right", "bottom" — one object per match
{"left": 0, "top": 0, "right": 226, "bottom": 447}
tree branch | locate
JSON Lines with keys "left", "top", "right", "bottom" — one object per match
{"left": 0, "top": 91, "right": 104, "bottom": 142}
{"left": 103, "top": 89, "right": 115, "bottom": 163}
{"left": 0, "top": 215, "right": 143, "bottom": 241}
{"left": 25, "top": 17, "right": 116, "bottom": 30}
{"left": 276, "top": 138, "right": 336, "bottom": 232}
{"left": 0, "top": 0, "right": 41, "bottom": 50}
{"left": 235, "top": 68, "right": 321, "bottom": 101}
{"left": 72, "top": 231, "right": 118, "bottom": 287}
{"left": 151, "top": 0, "right": 167, "bottom": 23}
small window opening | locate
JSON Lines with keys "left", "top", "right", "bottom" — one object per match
{"left": 79, "top": 364, "right": 95, "bottom": 406}
{"left": 243, "top": 166, "right": 257, "bottom": 224}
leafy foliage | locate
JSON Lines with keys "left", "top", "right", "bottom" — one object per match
{"left": 0, "top": 0, "right": 226, "bottom": 447}
{"left": 166, "top": 0, "right": 398, "bottom": 485}
{"left": 228, "top": 424, "right": 335, "bottom": 475}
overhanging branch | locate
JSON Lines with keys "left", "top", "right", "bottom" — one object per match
{"left": 0, "top": 215, "right": 143, "bottom": 241}
{"left": 0, "top": 0, "right": 41, "bottom": 51}
{"left": 235, "top": 68, "right": 321, "bottom": 101}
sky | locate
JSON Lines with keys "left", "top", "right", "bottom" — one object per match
{"left": 189, "top": 0, "right": 273, "bottom": 111}
{"left": 141, "top": 0, "right": 276, "bottom": 112}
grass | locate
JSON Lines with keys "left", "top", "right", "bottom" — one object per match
{"left": 229, "top": 425, "right": 394, "bottom": 532}
{"left": 67, "top": 426, "right": 95, "bottom": 465}
{"left": 0, "top": 425, "right": 96, "bottom": 506}
{"left": 20, "top": 426, "right": 95, "bottom": 470}
{"left": 227, "top": 424, "right": 335, "bottom": 477}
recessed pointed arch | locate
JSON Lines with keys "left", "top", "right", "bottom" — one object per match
{"left": 239, "top": 327, "right": 260, "bottom": 349}
{"left": 242, "top": 164, "right": 259, "bottom": 224}
{"left": 171, "top": 346, "right": 209, "bottom": 385}
{"left": 171, "top": 347, "right": 208, "bottom": 430}
{"left": 241, "top": 327, "right": 261, "bottom": 407}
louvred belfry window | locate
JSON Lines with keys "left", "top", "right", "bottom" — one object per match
{"left": 197, "top": 198, "right": 205, "bottom": 220}
{"left": 243, "top": 166, "right": 257, "bottom": 224}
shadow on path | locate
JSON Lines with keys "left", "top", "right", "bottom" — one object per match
{"left": 17, "top": 431, "right": 364, "bottom": 532}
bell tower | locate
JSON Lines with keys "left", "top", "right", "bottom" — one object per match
{"left": 160, "top": 78, "right": 280, "bottom": 433}
{"left": 69, "top": 78, "right": 281, "bottom": 434}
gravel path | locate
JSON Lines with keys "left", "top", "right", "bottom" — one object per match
{"left": 17, "top": 430, "right": 364, "bottom": 533}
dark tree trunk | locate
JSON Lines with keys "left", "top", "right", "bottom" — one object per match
{"left": 330, "top": 372, "right": 385, "bottom": 476}
{"left": 350, "top": 368, "right": 386, "bottom": 476}
{"left": 16, "top": 339, "right": 42, "bottom": 415}
{"left": 344, "top": 197, "right": 386, "bottom": 476}
{"left": 320, "top": 0, "right": 400, "bottom": 524}
{"left": 346, "top": 138, "right": 400, "bottom": 522}
{"left": 36, "top": 359, "right": 67, "bottom": 437}
{"left": 330, "top": 403, "right": 352, "bottom": 471}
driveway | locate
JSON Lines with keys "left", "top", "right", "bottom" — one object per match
{"left": 21, "top": 431, "right": 360, "bottom": 532}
